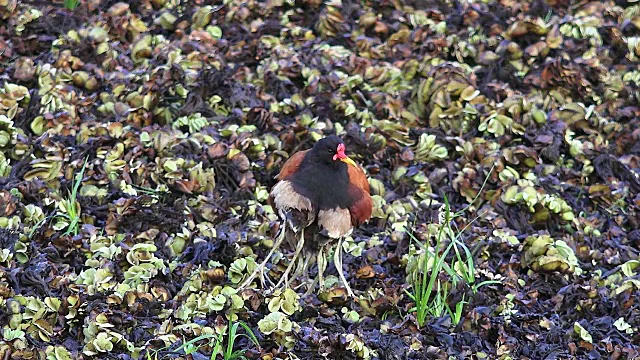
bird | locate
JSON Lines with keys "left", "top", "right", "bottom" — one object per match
{"left": 239, "top": 135, "right": 373, "bottom": 297}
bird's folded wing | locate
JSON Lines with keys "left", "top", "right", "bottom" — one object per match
{"left": 274, "top": 149, "right": 309, "bottom": 180}
{"left": 346, "top": 163, "right": 373, "bottom": 226}
{"left": 347, "top": 185, "right": 373, "bottom": 226}
{"left": 346, "top": 162, "right": 370, "bottom": 192}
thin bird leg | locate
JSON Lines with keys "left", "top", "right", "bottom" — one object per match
{"left": 274, "top": 227, "right": 305, "bottom": 289}
{"left": 258, "top": 260, "right": 275, "bottom": 289}
{"left": 291, "top": 252, "right": 307, "bottom": 284}
{"left": 317, "top": 244, "right": 328, "bottom": 293}
{"left": 334, "top": 238, "right": 355, "bottom": 298}
{"left": 296, "top": 251, "right": 316, "bottom": 293}
{"left": 238, "top": 224, "right": 286, "bottom": 290}
{"left": 303, "top": 273, "right": 319, "bottom": 297}
{"left": 303, "top": 254, "right": 312, "bottom": 280}
{"left": 292, "top": 255, "right": 310, "bottom": 290}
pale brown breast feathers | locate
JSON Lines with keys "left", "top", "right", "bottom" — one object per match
{"left": 317, "top": 207, "right": 353, "bottom": 239}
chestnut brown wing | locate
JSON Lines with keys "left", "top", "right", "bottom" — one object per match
{"left": 269, "top": 149, "right": 316, "bottom": 233}
{"left": 346, "top": 164, "right": 373, "bottom": 226}
{"left": 274, "top": 149, "right": 309, "bottom": 180}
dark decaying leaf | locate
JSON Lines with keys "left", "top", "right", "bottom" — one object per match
{"left": 0, "top": 0, "right": 639, "bottom": 358}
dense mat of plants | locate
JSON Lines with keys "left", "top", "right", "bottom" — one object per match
{"left": 1, "top": 0, "right": 639, "bottom": 358}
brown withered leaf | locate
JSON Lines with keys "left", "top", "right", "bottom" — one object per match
{"left": 355, "top": 265, "right": 375, "bottom": 279}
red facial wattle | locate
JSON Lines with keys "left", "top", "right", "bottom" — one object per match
{"left": 333, "top": 143, "right": 346, "bottom": 161}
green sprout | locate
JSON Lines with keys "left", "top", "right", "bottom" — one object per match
{"left": 53, "top": 157, "right": 88, "bottom": 236}
{"left": 64, "top": 0, "right": 81, "bottom": 10}
{"left": 145, "top": 320, "right": 260, "bottom": 360}
{"left": 405, "top": 166, "right": 500, "bottom": 327}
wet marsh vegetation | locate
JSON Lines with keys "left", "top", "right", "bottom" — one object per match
{"left": 1, "top": 0, "right": 640, "bottom": 359}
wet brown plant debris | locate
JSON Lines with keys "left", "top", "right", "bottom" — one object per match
{"left": 0, "top": 0, "right": 640, "bottom": 359}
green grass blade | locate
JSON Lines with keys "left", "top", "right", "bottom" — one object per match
{"left": 235, "top": 321, "right": 260, "bottom": 348}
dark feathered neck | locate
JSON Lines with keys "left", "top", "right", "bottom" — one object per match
{"left": 288, "top": 153, "right": 353, "bottom": 210}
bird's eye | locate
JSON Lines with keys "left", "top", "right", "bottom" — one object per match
{"left": 327, "top": 149, "right": 333, "bottom": 153}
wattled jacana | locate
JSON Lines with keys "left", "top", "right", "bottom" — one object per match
{"left": 239, "top": 136, "right": 373, "bottom": 297}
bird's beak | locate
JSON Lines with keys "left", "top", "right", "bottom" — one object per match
{"left": 340, "top": 156, "right": 357, "bottom": 167}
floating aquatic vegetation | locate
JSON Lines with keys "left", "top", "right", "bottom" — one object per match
{"left": 0, "top": 0, "right": 639, "bottom": 359}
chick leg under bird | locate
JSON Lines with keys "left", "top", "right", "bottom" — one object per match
{"left": 334, "top": 238, "right": 355, "bottom": 298}
{"left": 292, "top": 255, "right": 311, "bottom": 291}
{"left": 303, "top": 272, "right": 319, "bottom": 296}
{"left": 316, "top": 243, "right": 328, "bottom": 293}
{"left": 273, "top": 227, "right": 305, "bottom": 290}
{"left": 238, "top": 224, "right": 286, "bottom": 290}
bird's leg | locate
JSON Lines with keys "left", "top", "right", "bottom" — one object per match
{"left": 295, "top": 250, "right": 317, "bottom": 293}
{"left": 238, "top": 224, "right": 286, "bottom": 290}
{"left": 317, "top": 244, "right": 328, "bottom": 293}
{"left": 303, "top": 273, "right": 319, "bottom": 297}
{"left": 258, "top": 262, "right": 275, "bottom": 289}
{"left": 274, "top": 227, "right": 305, "bottom": 289}
{"left": 292, "top": 255, "right": 310, "bottom": 291}
{"left": 334, "top": 238, "right": 355, "bottom": 298}
{"left": 291, "top": 251, "right": 307, "bottom": 284}
{"left": 303, "top": 254, "right": 312, "bottom": 280}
